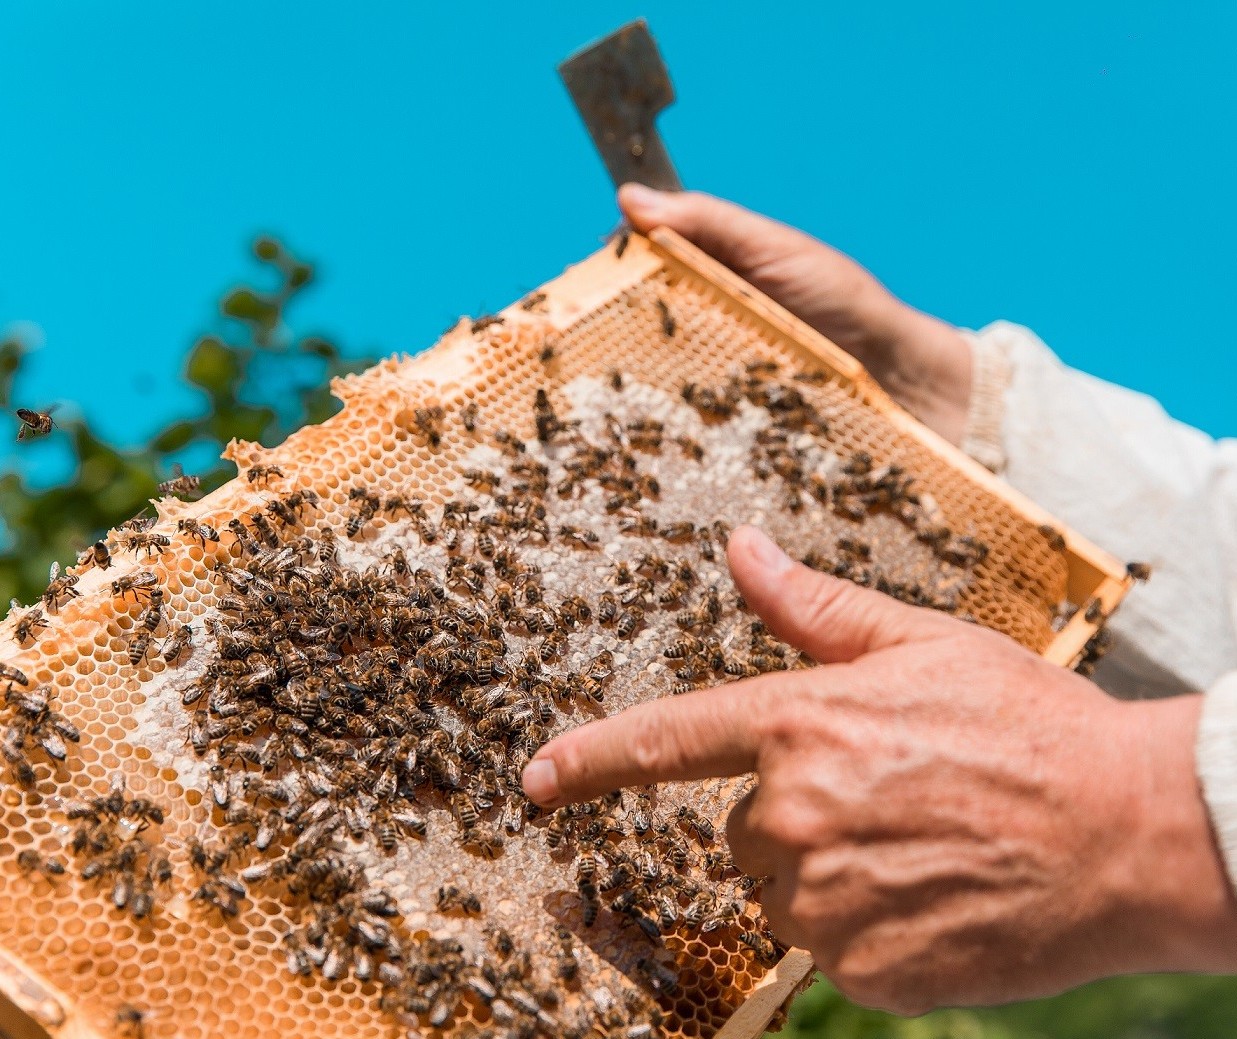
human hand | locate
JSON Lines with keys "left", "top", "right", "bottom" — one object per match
{"left": 523, "top": 525, "right": 1237, "bottom": 1013}
{"left": 618, "top": 184, "right": 974, "bottom": 446}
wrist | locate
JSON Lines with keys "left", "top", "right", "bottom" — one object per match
{"left": 1109, "top": 695, "right": 1237, "bottom": 974}
{"left": 871, "top": 304, "right": 973, "bottom": 446}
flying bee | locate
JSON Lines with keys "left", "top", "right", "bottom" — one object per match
{"left": 1126, "top": 561, "right": 1152, "bottom": 582}
{"left": 111, "top": 571, "right": 158, "bottom": 602}
{"left": 436, "top": 884, "right": 482, "bottom": 915}
{"left": 160, "top": 624, "right": 193, "bottom": 664}
{"left": 15, "top": 405, "right": 58, "bottom": 441}
{"left": 17, "top": 849, "right": 66, "bottom": 880}
{"left": 157, "top": 463, "right": 201, "bottom": 498}
{"left": 13, "top": 605, "right": 48, "bottom": 646}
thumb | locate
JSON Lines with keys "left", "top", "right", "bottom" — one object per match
{"left": 727, "top": 525, "right": 948, "bottom": 663}
{"left": 617, "top": 184, "right": 810, "bottom": 281}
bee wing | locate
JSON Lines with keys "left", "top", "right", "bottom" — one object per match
{"left": 15, "top": 423, "right": 29, "bottom": 441}
{"left": 48, "top": 561, "right": 60, "bottom": 581}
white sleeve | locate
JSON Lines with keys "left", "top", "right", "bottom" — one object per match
{"left": 962, "top": 321, "right": 1237, "bottom": 882}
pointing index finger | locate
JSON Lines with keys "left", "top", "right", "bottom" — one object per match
{"left": 522, "top": 675, "right": 781, "bottom": 808}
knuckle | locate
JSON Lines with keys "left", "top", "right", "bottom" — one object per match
{"left": 629, "top": 709, "right": 675, "bottom": 776}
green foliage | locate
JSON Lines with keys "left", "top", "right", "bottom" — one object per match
{"left": 0, "top": 237, "right": 374, "bottom": 606}
{"left": 776, "top": 973, "right": 1237, "bottom": 1039}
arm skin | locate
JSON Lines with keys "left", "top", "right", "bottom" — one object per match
{"left": 522, "top": 526, "right": 1237, "bottom": 1014}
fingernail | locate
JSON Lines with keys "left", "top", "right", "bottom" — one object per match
{"left": 619, "top": 182, "right": 667, "bottom": 216}
{"left": 521, "top": 758, "right": 561, "bottom": 804}
{"left": 743, "top": 527, "right": 793, "bottom": 575}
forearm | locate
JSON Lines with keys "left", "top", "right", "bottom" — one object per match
{"left": 959, "top": 322, "right": 1237, "bottom": 699}
{"left": 1120, "top": 693, "right": 1237, "bottom": 974}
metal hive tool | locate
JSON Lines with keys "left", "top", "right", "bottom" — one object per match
{"left": 0, "top": 229, "right": 1131, "bottom": 1039}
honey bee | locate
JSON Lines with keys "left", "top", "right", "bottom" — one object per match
{"left": 654, "top": 299, "right": 675, "bottom": 338}
{"left": 460, "top": 402, "right": 480, "bottom": 433}
{"left": 559, "top": 524, "right": 599, "bottom": 547}
{"left": 493, "top": 428, "right": 526, "bottom": 456}
{"left": 75, "top": 539, "right": 113, "bottom": 572}
{"left": 157, "top": 463, "right": 201, "bottom": 498}
{"left": 539, "top": 339, "right": 558, "bottom": 364}
{"left": 616, "top": 607, "right": 643, "bottom": 639}
{"left": 43, "top": 563, "right": 80, "bottom": 611}
{"left": 127, "top": 631, "right": 154, "bottom": 667}
{"left": 121, "top": 531, "right": 172, "bottom": 557}
{"left": 1126, "top": 561, "right": 1152, "bottom": 582}
{"left": 462, "top": 825, "right": 505, "bottom": 859}
{"left": 609, "top": 368, "right": 624, "bottom": 391}
{"left": 614, "top": 228, "right": 631, "bottom": 258}
{"left": 115, "top": 1004, "right": 146, "bottom": 1039}
{"left": 620, "top": 515, "right": 659, "bottom": 537}
{"left": 436, "top": 884, "right": 482, "bottom": 915}
{"left": 597, "top": 591, "right": 618, "bottom": 624}
{"left": 471, "top": 314, "right": 505, "bottom": 334}
{"left": 111, "top": 571, "right": 159, "bottom": 601}
{"left": 738, "top": 929, "right": 781, "bottom": 965}
{"left": 17, "top": 849, "right": 66, "bottom": 881}
{"left": 161, "top": 624, "right": 193, "bottom": 664}
{"left": 1083, "top": 597, "right": 1103, "bottom": 624}
{"left": 414, "top": 405, "right": 446, "bottom": 447}
{"left": 13, "top": 605, "right": 48, "bottom": 646}
{"left": 677, "top": 805, "right": 715, "bottom": 843}
{"left": 15, "top": 405, "right": 58, "bottom": 441}
{"left": 1037, "top": 523, "right": 1067, "bottom": 553}
{"left": 636, "top": 956, "right": 679, "bottom": 994}
{"left": 174, "top": 517, "right": 220, "bottom": 548}
{"left": 520, "top": 291, "right": 547, "bottom": 311}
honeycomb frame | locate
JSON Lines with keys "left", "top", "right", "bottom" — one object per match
{"left": 0, "top": 228, "right": 1131, "bottom": 1039}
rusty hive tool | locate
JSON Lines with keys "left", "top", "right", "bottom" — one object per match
{"left": 559, "top": 18, "right": 683, "bottom": 192}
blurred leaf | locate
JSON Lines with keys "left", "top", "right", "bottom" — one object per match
{"left": 221, "top": 287, "right": 279, "bottom": 330}
{"left": 151, "top": 420, "right": 198, "bottom": 454}
{"left": 186, "top": 335, "right": 243, "bottom": 398}
{"left": 253, "top": 237, "right": 281, "bottom": 261}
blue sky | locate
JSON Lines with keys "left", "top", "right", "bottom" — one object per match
{"left": 1, "top": 0, "right": 1233, "bottom": 464}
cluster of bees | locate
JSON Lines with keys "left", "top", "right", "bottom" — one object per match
{"left": 1, "top": 356, "right": 1037, "bottom": 1039}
